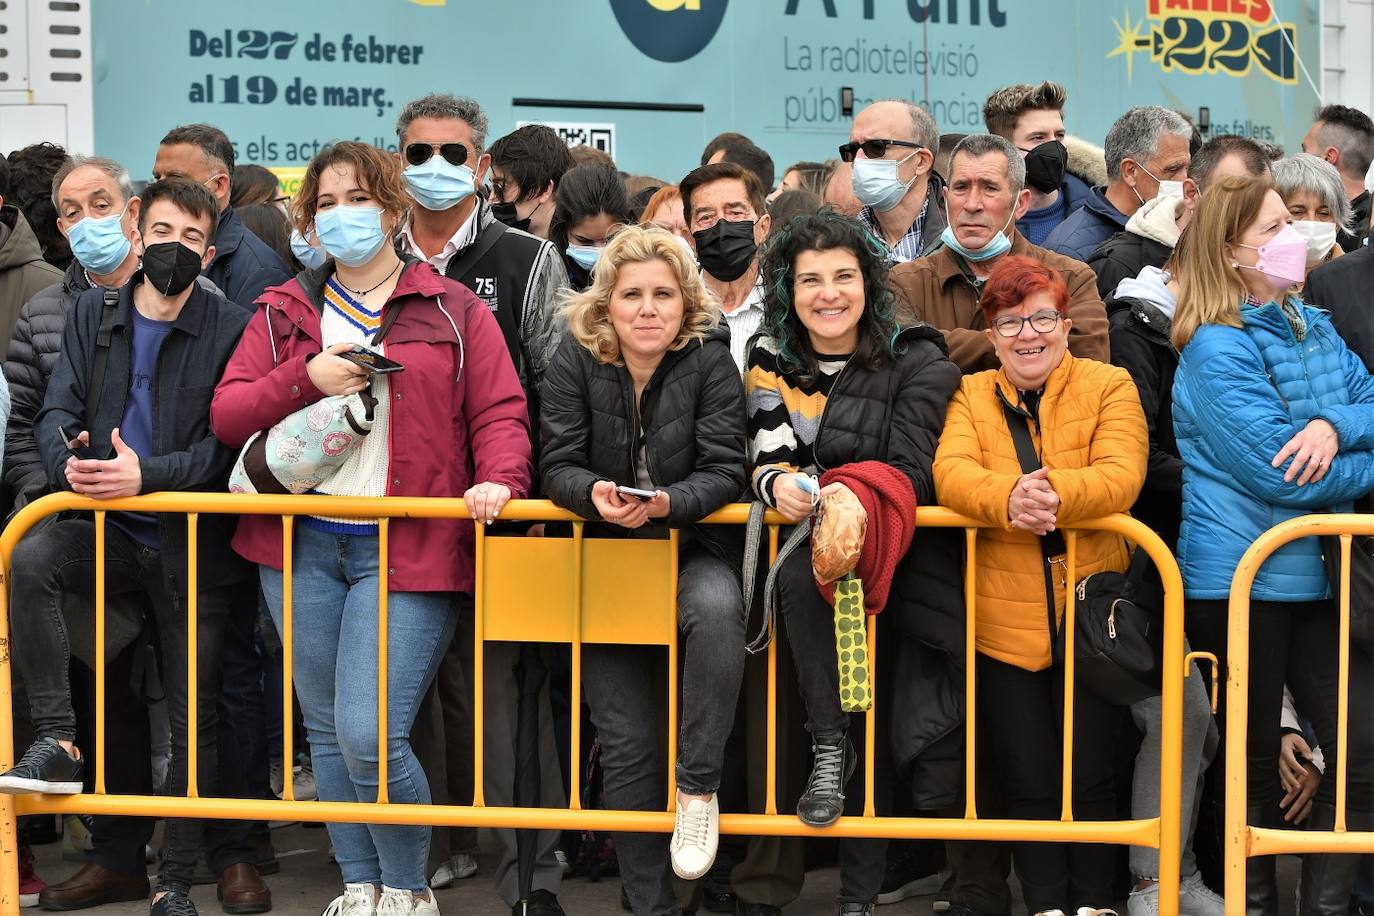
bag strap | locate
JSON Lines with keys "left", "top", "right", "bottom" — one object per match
{"left": 86, "top": 286, "right": 121, "bottom": 425}
{"left": 370, "top": 296, "right": 405, "bottom": 347}
{"left": 998, "top": 387, "right": 1067, "bottom": 556}
{"left": 742, "top": 501, "right": 812, "bottom": 655}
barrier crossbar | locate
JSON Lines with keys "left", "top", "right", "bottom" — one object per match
{"left": 1225, "top": 514, "right": 1374, "bottom": 911}
{"left": 0, "top": 493, "right": 1188, "bottom": 915}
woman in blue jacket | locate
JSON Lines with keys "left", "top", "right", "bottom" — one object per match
{"left": 1172, "top": 175, "right": 1374, "bottom": 915}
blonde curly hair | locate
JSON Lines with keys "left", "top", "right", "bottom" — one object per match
{"left": 562, "top": 225, "right": 721, "bottom": 366}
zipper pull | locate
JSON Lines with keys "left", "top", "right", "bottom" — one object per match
{"left": 1108, "top": 606, "right": 1117, "bottom": 639}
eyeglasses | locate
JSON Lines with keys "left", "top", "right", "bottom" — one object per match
{"left": 838, "top": 138, "right": 924, "bottom": 162}
{"left": 404, "top": 142, "right": 469, "bottom": 168}
{"left": 991, "top": 309, "right": 1062, "bottom": 338}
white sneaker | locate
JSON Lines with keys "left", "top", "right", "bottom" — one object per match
{"left": 1178, "top": 872, "right": 1225, "bottom": 916}
{"left": 376, "top": 886, "right": 414, "bottom": 916}
{"left": 1127, "top": 881, "right": 1160, "bottom": 916}
{"left": 412, "top": 890, "right": 440, "bottom": 916}
{"left": 293, "top": 762, "right": 318, "bottom": 801}
{"left": 322, "top": 883, "right": 377, "bottom": 916}
{"left": 1076, "top": 909, "right": 1119, "bottom": 916}
{"left": 555, "top": 849, "right": 571, "bottom": 876}
{"left": 670, "top": 794, "right": 719, "bottom": 880}
{"left": 429, "top": 853, "right": 478, "bottom": 889}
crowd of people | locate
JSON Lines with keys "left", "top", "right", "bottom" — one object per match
{"left": 0, "top": 81, "right": 1367, "bottom": 916}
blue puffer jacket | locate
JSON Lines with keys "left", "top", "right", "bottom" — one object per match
{"left": 1174, "top": 298, "right": 1374, "bottom": 600}
{"left": 1042, "top": 187, "right": 1129, "bottom": 263}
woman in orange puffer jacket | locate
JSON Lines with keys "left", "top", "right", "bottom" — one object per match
{"left": 933, "top": 255, "right": 1147, "bottom": 916}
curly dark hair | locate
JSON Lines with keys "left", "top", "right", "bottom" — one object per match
{"left": 757, "top": 210, "right": 898, "bottom": 383}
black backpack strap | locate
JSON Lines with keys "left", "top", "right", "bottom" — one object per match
{"left": 85, "top": 287, "right": 121, "bottom": 424}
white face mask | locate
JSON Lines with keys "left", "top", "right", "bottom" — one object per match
{"left": 1290, "top": 219, "right": 1340, "bottom": 265}
{"left": 1365, "top": 157, "right": 1374, "bottom": 195}
{"left": 1155, "top": 180, "right": 1185, "bottom": 200}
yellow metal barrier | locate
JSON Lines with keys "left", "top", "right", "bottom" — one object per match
{"left": 0, "top": 493, "right": 1188, "bottom": 915}
{"left": 1225, "top": 514, "right": 1374, "bottom": 911}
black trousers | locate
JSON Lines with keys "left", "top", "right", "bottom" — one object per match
{"left": 975, "top": 653, "right": 1123, "bottom": 913}
{"left": 1187, "top": 598, "right": 1374, "bottom": 820}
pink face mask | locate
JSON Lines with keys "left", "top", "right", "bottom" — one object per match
{"left": 1234, "top": 223, "right": 1308, "bottom": 294}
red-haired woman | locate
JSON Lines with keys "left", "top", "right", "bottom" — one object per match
{"left": 934, "top": 255, "right": 1148, "bottom": 915}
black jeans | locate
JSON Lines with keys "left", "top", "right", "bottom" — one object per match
{"left": 1187, "top": 598, "right": 1374, "bottom": 817}
{"left": 975, "top": 653, "right": 1122, "bottom": 913}
{"left": 9, "top": 518, "right": 234, "bottom": 893}
{"left": 582, "top": 545, "right": 745, "bottom": 916}
{"left": 774, "top": 542, "right": 890, "bottom": 905}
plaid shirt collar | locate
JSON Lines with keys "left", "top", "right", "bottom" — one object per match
{"left": 859, "top": 191, "right": 931, "bottom": 264}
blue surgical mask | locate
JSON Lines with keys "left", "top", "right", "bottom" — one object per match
{"left": 851, "top": 152, "right": 917, "bottom": 212}
{"left": 939, "top": 212, "right": 1015, "bottom": 262}
{"left": 403, "top": 158, "right": 477, "bottom": 212}
{"left": 67, "top": 208, "right": 131, "bottom": 276}
{"left": 566, "top": 244, "right": 601, "bottom": 271}
{"left": 290, "top": 228, "right": 328, "bottom": 271}
{"left": 314, "top": 205, "right": 388, "bottom": 268}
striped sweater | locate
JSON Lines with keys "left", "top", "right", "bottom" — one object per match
{"left": 745, "top": 335, "right": 849, "bottom": 507}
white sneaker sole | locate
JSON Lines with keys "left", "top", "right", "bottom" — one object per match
{"left": 876, "top": 871, "right": 946, "bottom": 904}
{"left": 0, "top": 776, "right": 81, "bottom": 795}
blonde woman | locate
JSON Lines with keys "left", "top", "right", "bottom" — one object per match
{"left": 1172, "top": 175, "right": 1374, "bottom": 914}
{"left": 539, "top": 226, "right": 747, "bottom": 915}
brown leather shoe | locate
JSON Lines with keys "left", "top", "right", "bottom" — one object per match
{"left": 38, "top": 861, "right": 148, "bottom": 911}
{"left": 217, "top": 863, "right": 272, "bottom": 914}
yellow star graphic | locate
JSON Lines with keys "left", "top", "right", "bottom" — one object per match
{"left": 1108, "top": 4, "right": 1151, "bottom": 82}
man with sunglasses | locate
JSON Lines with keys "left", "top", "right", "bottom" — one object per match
{"left": 843, "top": 100, "right": 947, "bottom": 264}
{"left": 394, "top": 92, "right": 570, "bottom": 916}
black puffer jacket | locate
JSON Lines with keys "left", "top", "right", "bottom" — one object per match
{"left": 540, "top": 324, "right": 748, "bottom": 558}
{"left": 752, "top": 323, "right": 967, "bottom": 808}
{"left": 1088, "top": 229, "right": 1173, "bottom": 301}
{"left": 1308, "top": 245, "right": 1374, "bottom": 370}
{"left": 2, "top": 261, "right": 87, "bottom": 513}
{"left": 1106, "top": 268, "right": 1183, "bottom": 547}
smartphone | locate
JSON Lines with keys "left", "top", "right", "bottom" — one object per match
{"left": 337, "top": 346, "right": 404, "bottom": 374}
{"left": 615, "top": 485, "right": 657, "bottom": 501}
{"left": 59, "top": 425, "right": 99, "bottom": 460}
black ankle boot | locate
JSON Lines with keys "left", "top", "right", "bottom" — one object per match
{"left": 1298, "top": 802, "right": 1364, "bottom": 916}
{"left": 797, "top": 737, "right": 856, "bottom": 828}
{"left": 1246, "top": 806, "right": 1278, "bottom": 916}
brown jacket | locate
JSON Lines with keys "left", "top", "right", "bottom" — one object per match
{"left": 888, "top": 231, "right": 1110, "bottom": 373}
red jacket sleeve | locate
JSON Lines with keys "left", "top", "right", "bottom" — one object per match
{"left": 211, "top": 306, "right": 326, "bottom": 448}
{"left": 460, "top": 293, "right": 533, "bottom": 497}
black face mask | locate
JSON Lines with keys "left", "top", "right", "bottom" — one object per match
{"left": 1022, "top": 140, "right": 1068, "bottom": 195}
{"left": 141, "top": 241, "right": 203, "bottom": 297}
{"left": 692, "top": 218, "right": 757, "bottom": 282}
{"left": 491, "top": 200, "right": 532, "bottom": 233}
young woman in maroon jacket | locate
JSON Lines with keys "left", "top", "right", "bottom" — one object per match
{"left": 211, "top": 141, "right": 531, "bottom": 916}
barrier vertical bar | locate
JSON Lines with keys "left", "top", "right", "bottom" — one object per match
{"left": 1154, "top": 525, "right": 1184, "bottom": 916}
{"left": 186, "top": 513, "right": 199, "bottom": 798}
{"left": 1336, "top": 534, "right": 1352, "bottom": 832}
{"left": 765, "top": 524, "right": 779, "bottom": 817}
{"left": 472, "top": 521, "right": 486, "bottom": 807}
{"left": 863, "top": 616, "right": 876, "bottom": 818}
{"left": 376, "top": 518, "right": 390, "bottom": 805}
{"left": 964, "top": 528, "right": 978, "bottom": 820}
{"left": 281, "top": 517, "right": 295, "bottom": 802}
{"left": 0, "top": 516, "right": 18, "bottom": 913}
{"left": 569, "top": 522, "right": 584, "bottom": 810}
{"left": 1060, "top": 532, "right": 1076, "bottom": 822}
{"left": 1224, "top": 563, "right": 1253, "bottom": 912}
{"left": 94, "top": 511, "right": 107, "bottom": 795}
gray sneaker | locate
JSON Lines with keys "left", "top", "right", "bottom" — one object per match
{"left": 1178, "top": 873, "right": 1224, "bottom": 916}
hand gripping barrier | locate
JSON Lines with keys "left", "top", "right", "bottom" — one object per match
{"left": 1225, "top": 514, "right": 1374, "bottom": 912}
{"left": 0, "top": 493, "right": 1189, "bottom": 915}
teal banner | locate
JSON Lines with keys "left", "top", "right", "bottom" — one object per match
{"left": 92, "top": 0, "right": 1321, "bottom": 181}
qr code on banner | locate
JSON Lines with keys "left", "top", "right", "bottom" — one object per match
{"left": 518, "top": 121, "right": 616, "bottom": 160}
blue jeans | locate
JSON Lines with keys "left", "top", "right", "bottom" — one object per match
{"left": 259, "top": 524, "right": 456, "bottom": 892}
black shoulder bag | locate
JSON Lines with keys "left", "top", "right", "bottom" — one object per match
{"left": 1000, "top": 389, "right": 1163, "bottom": 704}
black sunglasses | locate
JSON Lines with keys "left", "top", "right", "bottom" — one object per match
{"left": 404, "top": 142, "right": 469, "bottom": 168}
{"left": 838, "top": 138, "right": 924, "bottom": 163}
